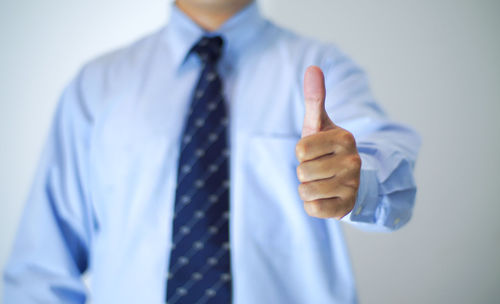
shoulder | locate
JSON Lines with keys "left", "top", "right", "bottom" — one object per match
{"left": 67, "top": 28, "right": 165, "bottom": 119}
{"left": 258, "top": 22, "right": 364, "bottom": 93}
{"left": 265, "top": 22, "right": 347, "bottom": 67}
{"left": 79, "top": 28, "right": 163, "bottom": 94}
{"left": 261, "top": 22, "right": 362, "bottom": 82}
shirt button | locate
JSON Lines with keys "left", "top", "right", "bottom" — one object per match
{"left": 393, "top": 218, "right": 401, "bottom": 226}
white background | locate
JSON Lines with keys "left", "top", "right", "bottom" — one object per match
{"left": 1, "top": 0, "right": 499, "bottom": 303}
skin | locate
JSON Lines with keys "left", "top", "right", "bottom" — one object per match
{"left": 296, "top": 66, "right": 360, "bottom": 219}
{"left": 176, "top": 0, "right": 254, "bottom": 31}
{"left": 176, "top": 0, "right": 361, "bottom": 219}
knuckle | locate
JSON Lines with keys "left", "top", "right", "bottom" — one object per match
{"left": 349, "top": 154, "right": 362, "bottom": 169}
{"left": 351, "top": 176, "right": 360, "bottom": 189}
{"left": 295, "top": 140, "right": 307, "bottom": 161}
{"left": 298, "top": 183, "right": 309, "bottom": 201}
{"left": 296, "top": 164, "right": 307, "bottom": 182}
{"left": 295, "top": 142, "right": 303, "bottom": 161}
{"left": 341, "top": 131, "right": 356, "bottom": 146}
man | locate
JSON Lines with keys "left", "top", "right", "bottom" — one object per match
{"left": 4, "top": 0, "right": 420, "bottom": 303}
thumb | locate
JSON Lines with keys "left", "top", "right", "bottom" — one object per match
{"left": 302, "top": 66, "right": 334, "bottom": 138}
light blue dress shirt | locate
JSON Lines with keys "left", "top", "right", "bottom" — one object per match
{"left": 4, "top": 2, "right": 420, "bottom": 303}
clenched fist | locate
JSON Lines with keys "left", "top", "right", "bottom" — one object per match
{"left": 295, "top": 66, "right": 361, "bottom": 219}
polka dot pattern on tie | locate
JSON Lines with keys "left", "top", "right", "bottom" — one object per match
{"left": 166, "top": 35, "right": 232, "bottom": 304}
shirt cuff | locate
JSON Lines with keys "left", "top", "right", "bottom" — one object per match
{"left": 341, "top": 153, "right": 379, "bottom": 224}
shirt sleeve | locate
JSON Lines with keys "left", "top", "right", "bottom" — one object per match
{"left": 320, "top": 46, "right": 421, "bottom": 232}
{"left": 3, "top": 71, "right": 95, "bottom": 303}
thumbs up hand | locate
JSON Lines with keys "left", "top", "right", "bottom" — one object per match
{"left": 295, "top": 66, "right": 361, "bottom": 219}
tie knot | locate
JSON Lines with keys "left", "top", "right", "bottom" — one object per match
{"left": 191, "top": 36, "right": 224, "bottom": 64}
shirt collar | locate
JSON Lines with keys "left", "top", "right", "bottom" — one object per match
{"left": 163, "top": 1, "right": 266, "bottom": 68}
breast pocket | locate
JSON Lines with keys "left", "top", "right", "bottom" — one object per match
{"left": 241, "top": 134, "right": 302, "bottom": 252}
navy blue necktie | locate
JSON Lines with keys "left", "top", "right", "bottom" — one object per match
{"left": 166, "top": 36, "right": 232, "bottom": 304}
